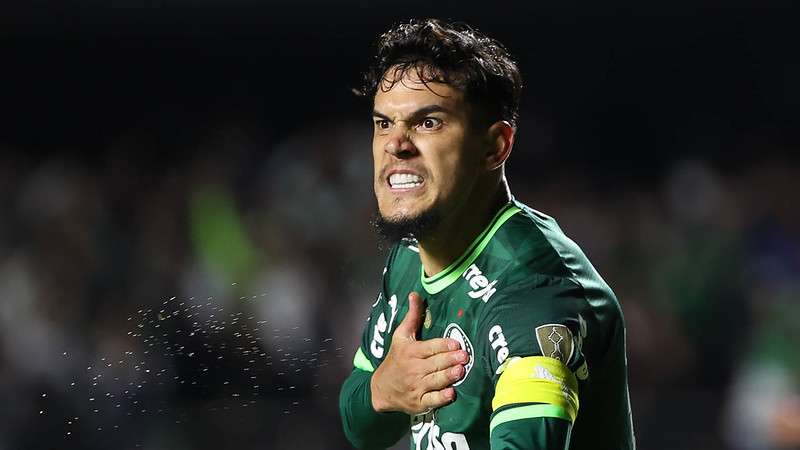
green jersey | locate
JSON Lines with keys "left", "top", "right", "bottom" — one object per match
{"left": 340, "top": 199, "right": 635, "bottom": 450}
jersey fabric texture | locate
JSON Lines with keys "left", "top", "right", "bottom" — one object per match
{"left": 340, "top": 199, "right": 635, "bottom": 450}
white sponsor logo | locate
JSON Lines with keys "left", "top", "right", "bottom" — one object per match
{"left": 370, "top": 294, "right": 398, "bottom": 359}
{"left": 371, "top": 291, "right": 382, "bottom": 308}
{"left": 411, "top": 412, "right": 470, "bottom": 450}
{"left": 533, "top": 364, "right": 557, "bottom": 382}
{"left": 443, "top": 323, "right": 473, "bottom": 387}
{"left": 488, "top": 324, "right": 510, "bottom": 368}
{"left": 461, "top": 264, "right": 498, "bottom": 302}
{"left": 532, "top": 364, "right": 573, "bottom": 402}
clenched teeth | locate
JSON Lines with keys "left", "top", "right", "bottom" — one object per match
{"left": 389, "top": 173, "right": 423, "bottom": 189}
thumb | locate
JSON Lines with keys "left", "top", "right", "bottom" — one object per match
{"left": 394, "top": 292, "right": 425, "bottom": 341}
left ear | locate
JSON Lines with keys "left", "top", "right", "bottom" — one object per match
{"left": 485, "top": 120, "right": 515, "bottom": 171}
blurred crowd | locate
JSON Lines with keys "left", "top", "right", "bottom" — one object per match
{"left": 0, "top": 115, "right": 798, "bottom": 450}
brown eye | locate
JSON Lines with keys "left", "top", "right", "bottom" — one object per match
{"left": 375, "top": 119, "right": 391, "bottom": 130}
{"left": 420, "top": 118, "right": 442, "bottom": 129}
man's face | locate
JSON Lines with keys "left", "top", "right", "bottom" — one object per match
{"left": 372, "top": 69, "right": 485, "bottom": 237}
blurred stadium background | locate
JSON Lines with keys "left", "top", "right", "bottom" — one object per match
{"left": 1, "top": 2, "right": 798, "bottom": 449}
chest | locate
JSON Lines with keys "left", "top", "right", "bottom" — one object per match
{"left": 386, "top": 285, "right": 494, "bottom": 449}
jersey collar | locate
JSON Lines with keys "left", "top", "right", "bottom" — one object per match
{"left": 420, "top": 202, "right": 520, "bottom": 295}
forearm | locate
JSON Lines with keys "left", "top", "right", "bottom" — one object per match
{"left": 339, "top": 368, "right": 408, "bottom": 449}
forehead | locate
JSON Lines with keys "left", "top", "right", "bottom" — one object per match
{"left": 373, "top": 68, "right": 465, "bottom": 116}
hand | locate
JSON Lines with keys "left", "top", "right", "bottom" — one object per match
{"left": 370, "top": 292, "right": 468, "bottom": 415}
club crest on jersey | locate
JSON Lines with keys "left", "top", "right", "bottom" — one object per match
{"left": 462, "top": 264, "right": 498, "bottom": 302}
{"left": 535, "top": 324, "right": 575, "bottom": 364}
{"left": 443, "top": 323, "right": 473, "bottom": 386}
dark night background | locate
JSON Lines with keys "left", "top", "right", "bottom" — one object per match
{"left": 1, "top": 2, "right": 798, "bottom": 450}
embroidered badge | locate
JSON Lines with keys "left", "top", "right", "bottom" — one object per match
{"left": 535, "top": 324, "right": 575, "bottom": 364}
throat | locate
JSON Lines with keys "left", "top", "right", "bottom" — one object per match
{"left": 418, "top": 194, "right": 508, "bottom": 278}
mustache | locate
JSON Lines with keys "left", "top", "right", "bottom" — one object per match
{"left": 379, "top": 165, "right": 428, "bottom": 179}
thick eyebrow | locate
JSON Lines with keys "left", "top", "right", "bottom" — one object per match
{"left": 372, "top": 105, "right": 450, "bottom": 122}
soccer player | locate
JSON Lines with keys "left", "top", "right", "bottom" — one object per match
{"left": 339, "top": 19, "right": 635, "bottom": 450}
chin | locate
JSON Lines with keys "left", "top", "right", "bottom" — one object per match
{"left": 378, "top": 197, "right": 424, "bottom": 220}
{"left": 373, "top": 204, "right": 441, "bottom": 244}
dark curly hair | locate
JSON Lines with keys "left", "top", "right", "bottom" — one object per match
{"left": 359, "top": 18, "right": 523, "bottom": 128}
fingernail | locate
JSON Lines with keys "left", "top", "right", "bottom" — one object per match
{"left": 446, "top": 389, "right": 457, "bottom": 401}
{"left": 448, "top": 340, "right": 461, "bottom": 351}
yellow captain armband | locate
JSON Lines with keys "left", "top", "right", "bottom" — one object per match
{"left": 491, "top": 356, "right": 579, "bottom": 425}
{"left": 353, "top": 348, "right": 375, "bottom": 372}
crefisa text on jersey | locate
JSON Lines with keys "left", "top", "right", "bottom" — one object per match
{"left": 462, "top": 264, "right": 498, "bottom": 302}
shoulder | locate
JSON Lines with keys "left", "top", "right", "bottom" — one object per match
{"left": 494, "top": 200, "right": 591, "bottom": 280}
{"left": 475, "top": 277, "right": 591, "bottom": 378}
{"left": 477, "top": 275, "right": 588, "bottom": 340}
{"left": 474, "top": 200, "right": 620, "bottom": 373}
{"left": 491, "top": 199, "right": 617, "bottom": 311}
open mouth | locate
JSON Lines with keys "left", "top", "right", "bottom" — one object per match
{"left": 387, "top": 172, "right": 424, "bottom": 190}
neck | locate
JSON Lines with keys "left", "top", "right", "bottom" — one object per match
{"left": 418, "top": 181, "right": 511, "bottom": 277}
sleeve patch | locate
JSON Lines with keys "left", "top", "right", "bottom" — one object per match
{"left": 353, "top": 347, "right": 375, "bottom": 373}
{"left": 534, "top": 324, "right": 574, "bottom": 364}
{"left": 491, "top": 356, "right": 579, "bottom": 423}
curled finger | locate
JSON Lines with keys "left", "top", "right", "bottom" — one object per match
{"left": 419, "top": 387, "right": 456, "bottom": 412}
{"left": 413, "top": 337, "right": 461, "bottom": 358}
{"left": 422, "top": 364, "right": 465, "bottom": 392}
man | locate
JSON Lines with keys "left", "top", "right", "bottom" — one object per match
{"left": 339, "top": 19, "right": 635, "bottom": 450}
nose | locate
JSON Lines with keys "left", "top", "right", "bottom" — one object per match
{"left": 384, "top": 126, "right": 418, "bottom": 159}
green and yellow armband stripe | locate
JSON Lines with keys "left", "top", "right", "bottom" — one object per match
{"left": 490, "top": 356, "right": 579, "bottom": 432}
{"left": 353, "top": 348, "right": 375, "bottom": 372}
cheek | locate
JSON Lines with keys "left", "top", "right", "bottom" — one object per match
{"left": 436, "top": 149, "right": 482, "bottom": 197}
{"left": 436, "top": 143, "right": 475, "bottom": 179}
{"left": 372, "top": 141, "right": 384, "bottom": 178}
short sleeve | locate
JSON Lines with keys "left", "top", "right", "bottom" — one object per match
{"left": 476, "top": 276, "right": 592, "bottom": 446}
{"left": 477, "top": 276, "right": 590, "bottom": 384}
